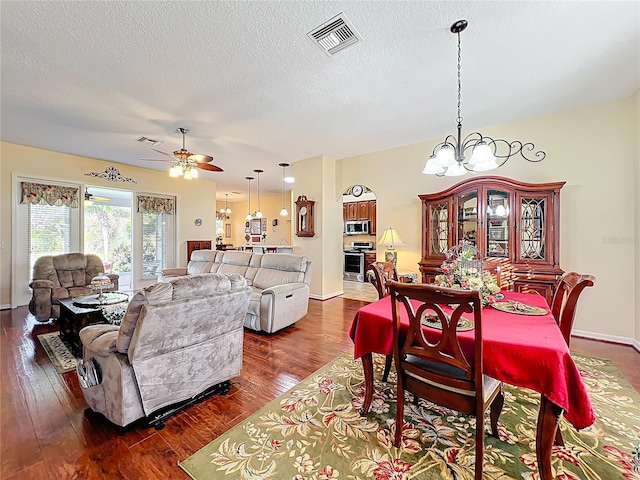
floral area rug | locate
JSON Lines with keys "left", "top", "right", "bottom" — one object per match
{"left": 37, "top": 331, "right": 78, "bottom": 373}
{"left": 180, "top": 350, "right": 640, "bottom": 480}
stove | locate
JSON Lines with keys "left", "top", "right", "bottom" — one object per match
{"left": 343, "top": 242, "right": 375, "bottom": 282}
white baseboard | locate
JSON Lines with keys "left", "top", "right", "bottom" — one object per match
{"left": 572, "top": 329, "right": 640, "bottom": 352}
{"left": 0, "top": 304, "right": 12, "bottom": 310}
{"left": 310, "top": 291, "right": 344, "bottom": 301}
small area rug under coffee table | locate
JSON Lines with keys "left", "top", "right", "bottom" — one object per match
{"left": 180, "top": 350, "right": 640, "bottom": 480}
{"left": 38, "top": 331, "right": 79, "bottom": 373}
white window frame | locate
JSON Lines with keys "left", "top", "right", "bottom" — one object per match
{"left": 12, "top": 174, "right": 82, "bottom": 308}
{"left": 132, "top": 193, "right": 176, "bottom": 290}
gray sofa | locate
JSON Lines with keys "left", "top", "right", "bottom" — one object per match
{"left": 29, "top": 253, "right": 119, "bottom": 322}
{"left": 160, "top": 250, "right": 312, "bottom": 333}
{"left": 78, "top": 273, "right": 251, "bottom": 427}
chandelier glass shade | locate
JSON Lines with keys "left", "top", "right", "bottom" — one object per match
{"left": 169, "top": 159, "right": 199, "bottom": 179}
{"left": 423, "top": 20, "right": 545, "bottom": 177}
{"left": 279, "top": 162, "right": 291, "bottom": 216}
{"left": 253, "top": 169, "right": 263, "bottom": 218}
{"left": 219, "top": 193, "right": 232, "bottom": 218}
{"left": 245, "top": 176, "right": 254, "bottom": 221}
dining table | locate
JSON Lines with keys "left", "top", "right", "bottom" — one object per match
{"left": 349, "top": 290, "right": 595, "bottom": 480}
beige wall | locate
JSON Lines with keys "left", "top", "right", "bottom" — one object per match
{"left": 223, "top": 193, "right": 292, "bottom": 248}
{"left": 0, "top": 142, "right": 218, "bottom": 306}
{"left": 336, "top": 94, "right": 639, "bottom": 341}
{"left": 291, "top": 156, "right": 343, "bottom": 300}
{"left": 635, "top": 91, "right": 640, "bottom": 345}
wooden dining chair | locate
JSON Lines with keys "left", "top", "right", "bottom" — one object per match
{"left": 367, "top": 261, "right": 399, "bottom": 381}
{"left": 550, "top": 272, "right": 596, "bottom": 347}
{"left": 548, "top": 271, "right": 595, "bottom": 447}
{"left": 368, "top": 261, "right": 399, "bottom": 299}
{"left": 389, "top": 281, "right": 503, "bottom": 480}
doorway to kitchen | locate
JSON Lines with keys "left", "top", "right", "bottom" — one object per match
{"left": 341, "top": 184, "right": 378, "bottom": 302}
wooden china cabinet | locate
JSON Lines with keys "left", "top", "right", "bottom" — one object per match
{"left": 418, "top": 176, "right": 565, "bottom": 304}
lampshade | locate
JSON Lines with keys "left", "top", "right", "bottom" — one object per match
{"left": 378, "top": 227, "right": 405, "bottom": 266}
{"left": 378, "top": 228, "right": 406, "bottom": 248}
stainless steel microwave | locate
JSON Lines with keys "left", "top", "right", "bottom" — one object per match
{"left": 345, "top": 221, "right": 370, "bottom": 235}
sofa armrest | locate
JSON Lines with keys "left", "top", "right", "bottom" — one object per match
{"left": 262, "top": 283, "right": 308, "bottom": 297}
{"left": 159, "top": 267, "right": 187, "bottom": 279}
{"left": 259, "top": 283, "right": 310, "bottom": 333}
{"left": 79, "top": 325, "right": 120, "bottom": 357}
{"left": 30, "top": 279, "right": 54, "bottom": 289}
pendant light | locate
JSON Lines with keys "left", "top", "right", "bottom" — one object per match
{"left": 245, "top": 177, "right": 254, "bottom": 221}
{"left": 254, "top": 169, "right": 263, "bottom": 218}
{"left": 422, "top": 19, "right": 545, "bottom": 177}
{"left": 279, "top": 162, "right": 290, "bottom": 216}
{"left": 219, "top": 193, "right": 232, "bottom": 219}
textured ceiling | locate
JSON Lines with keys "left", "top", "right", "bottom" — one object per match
{"left": 2, "top": 1, "right": 638, "bottom": 199}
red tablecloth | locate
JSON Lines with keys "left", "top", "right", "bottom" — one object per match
{"left": 349, "top": 291, "right": 595, "bottom": 430}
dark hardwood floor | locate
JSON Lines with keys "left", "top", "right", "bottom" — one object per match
{"left": 2, "top": 298, "right": 638, "bottom": 479}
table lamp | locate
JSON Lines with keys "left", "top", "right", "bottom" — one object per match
{"left": 378, "top": 227, "right": 406, "bottom": 266}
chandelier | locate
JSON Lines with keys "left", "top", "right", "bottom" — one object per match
{"left": 219, "top": 193, "right": 232, "bottom": 219}
{"left": 423, "top": 20, "right": 545, "bottom": 177}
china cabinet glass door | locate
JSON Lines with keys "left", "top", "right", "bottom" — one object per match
{"left": 486, "top": 189, "right": 510, "bottom": 259}
{"left": 456, "top": 190, "right": 478, "bottom": 248}
{"left": 428, "top": 200, "right": 451, "bottom": 256}
{"left": 516, "top": 193, "right": 550, "bottom": 263}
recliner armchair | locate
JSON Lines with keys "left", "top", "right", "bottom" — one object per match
{"left": 78, "top": 273, "right": 251, "bottom": 427}
{"left": 29, "top": 253, "right": 119, "bottom": 322}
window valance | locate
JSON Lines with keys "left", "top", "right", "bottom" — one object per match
{"left": 137, "top": 195, "right": 175, "bottom": 214}
{"left": 20, "top": 182, "right": 79, "bottom": 208}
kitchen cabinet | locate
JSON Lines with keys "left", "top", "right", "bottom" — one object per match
{"left": 187, "top": 240, "right": 212, "bottom": 263}
{"left": 368, "top": 200, "right": 376, "bottom": 235}
{"left": 343, "top": 200, "right": 377, "bottom": 235}
{"left": 357, "top": 201, "right": 370, "bottom": 220}
{"left": 364, "top": 252, "right": 377, "bottom": 271}
{"left": 346, "top": 203, "right": 358, "bottom": 221}
{"left": 418, "top": 176, "right": 565, "bottom": 304}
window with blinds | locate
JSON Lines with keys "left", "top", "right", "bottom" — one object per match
{"left": 141, "top": 211, "right": 167, "bottom": 280}
{"left": 28, "top": 203, "right": 71, "bottom": 271}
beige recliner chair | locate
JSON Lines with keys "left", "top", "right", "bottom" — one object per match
{"left": 29, "top": 253, "right": 119, "bottom": 322}
{"left": 77, "top": 273, "right": 251, "bottom": 428}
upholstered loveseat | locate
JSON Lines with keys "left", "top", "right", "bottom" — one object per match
{"left": 29, "top": 253, "right": 119, "bottom": 322}
{"left": 159, "top": 250, "right": 312, "bottom": 334}
{"left": 78, "top": 273, "right": 251, "bottom": 427}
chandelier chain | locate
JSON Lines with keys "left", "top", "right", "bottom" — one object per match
{"left": 456, "top": 31, "right": 463, "bottom": 126}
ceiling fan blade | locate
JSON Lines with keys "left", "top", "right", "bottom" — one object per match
{"left": 93, "top": 196, "right": 111, "bottom": 202}
{"left": 139, "top": 158, "right": 170, "bottom": 162}
{"left": 196, "top": 163, "right": 223, "bottom": 172}
{"left": 189, "top": 153, "right": 214, "bottom": 163}
{"left": 151, "top": 148, "right": 175, "bottom": 158}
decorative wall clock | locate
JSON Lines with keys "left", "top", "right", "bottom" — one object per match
{"left": 295, "top": 194, "right": 315, "bottom": 237}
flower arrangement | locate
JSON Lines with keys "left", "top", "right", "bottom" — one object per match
{"left": 433, "top": 243, "right": 502, "bottom": 306}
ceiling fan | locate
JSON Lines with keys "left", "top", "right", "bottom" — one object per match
{"left": 140, "top": 127, "right": 223, "bottom": 178}
{"left": 84, "top": 189, "right": 111, "bottom": 203}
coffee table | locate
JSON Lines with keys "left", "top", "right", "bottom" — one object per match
{"left": 58, "top": 292, "right": 130, "bottom": 355}
{"left": 58, "top": 298, "right": 105, "bottom": 355}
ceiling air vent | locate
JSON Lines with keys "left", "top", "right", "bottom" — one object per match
{"left": 135, "top": 136, "right": 163, "bottom": 147}
{"left": 307, "top": 12, "right": 362, "bottom": 56}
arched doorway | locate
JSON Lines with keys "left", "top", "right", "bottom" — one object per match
{"left": 341, "top": 185, "right": 378, "bottom": 302}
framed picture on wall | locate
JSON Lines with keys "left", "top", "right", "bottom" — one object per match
{"left": 225, "top": 223, "right": 231, "bottom": 238}
{"left": 250, "top": 218, "right": 262, "bottom": 235}
{"left": 251, "top": 235, "right": 261, "bottom": 243}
